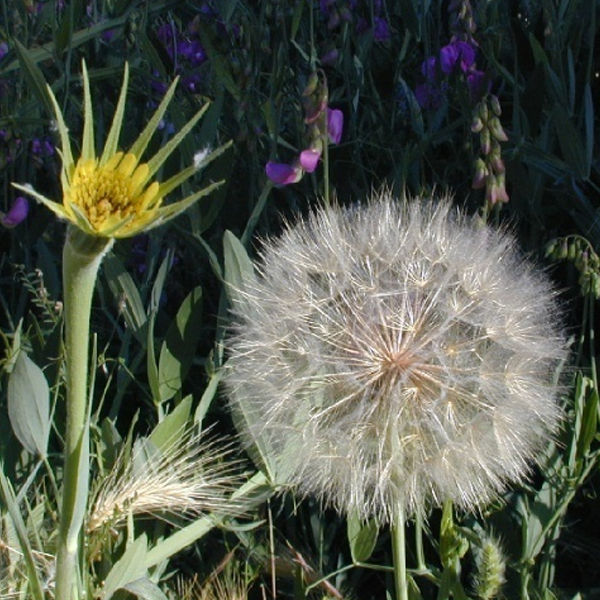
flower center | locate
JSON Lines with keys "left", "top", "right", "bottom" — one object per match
{"left": 67, "top": 158, "right": 143, "bottom": 231}
{"left": 66, "top": 152, "right": 159, "bottom": 232}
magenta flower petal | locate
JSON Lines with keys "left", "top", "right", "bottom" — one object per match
{"left": 265, "top": 161, "right": 302, "bottom": 185}
{"left": 300, "top": 149, "right": 321, "bottom": 173}
{"left": 327, "top": 108, "right": 344, "bottom": 144}
{"left": 1, "top": 196, "right": 29, "bottom": 228}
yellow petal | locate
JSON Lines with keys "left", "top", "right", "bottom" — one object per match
{"left": 138, "top": 181, "right": 161, "bottom": 211}
{"left": 117, "top": 153, "right": 138, "bottom": 178}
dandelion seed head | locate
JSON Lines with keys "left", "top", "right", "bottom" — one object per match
{"left": 224, "top": 192, "right": 567, "bottom": 522}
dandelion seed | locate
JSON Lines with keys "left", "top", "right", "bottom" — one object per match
{"left": 224, "top": 191, "right": 567, "bottom": 523}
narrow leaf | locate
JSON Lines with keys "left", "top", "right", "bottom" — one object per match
{"left": 0, "top": 466, "right": 45, "bottom": 600}
{"left": 158, "top": 286, "right": 203, "bottom": 403}
{"left": 223, "top": 229, "right": 257, "bottom": 305}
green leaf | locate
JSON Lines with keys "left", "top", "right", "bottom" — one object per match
{"left": 143, "top": 471, "right": 272, "bottom": 570}
{"left": 347, "top": 511, "right": 379, "bottom": 563}
{"left": 102, "top": 534, "right": 148, "bottom": 599}
{"left": 577, "top": 385, "right": 598, "bottom": 460}
{"left": 223, "top": 229, "right": 256, "bottom": 305}
{"left": 584, "top": 83, "right": 594, "bottom": 178}
{"left": 12, "top": 40, "right": 55, "bottom": 119}
{"left": 194, "top": 370, "right": 222, "bottom": 427}
{"left": 553, "top": 104, "right": 586, "bottom": 178}
{"left": 123, "top": 578, "right": 168, "bottom": 600}
{"left": 0, "top": 466, "right": 45, "bottom": 600}
{"left": 158, "top": 286, "right": 203, "bottom": 403}
{"left": 103, "top": 254, "right": 147, "bottom": 343}
{"left": 148, "top": 396, "right": 192, "bottom": 452}
{"left": 7, "top": 351, "right": 50, "bottom": 458}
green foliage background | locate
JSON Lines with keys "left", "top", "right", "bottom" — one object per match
{"left": 0, "top": 1, "right": 599, "bottom": 598}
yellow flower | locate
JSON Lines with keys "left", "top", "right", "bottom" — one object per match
{"left": 14, "top": 62, "right": 229, "bottom": 238}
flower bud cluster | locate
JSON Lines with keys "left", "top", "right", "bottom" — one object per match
{"left": 471, "top": 95, "right": 509, "bottom": 206}
{"left": 265, "top": 71, "right": 343, "bottom": 185}
{"left": 546, "top": 235, "right": 600, "bottom": 298}
{"left": 448, "top": 0, "right": 477, "bottom": 42}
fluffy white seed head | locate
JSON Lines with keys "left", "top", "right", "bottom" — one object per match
{"left": 224, "top": 192, "right": 568, "bottom": 523}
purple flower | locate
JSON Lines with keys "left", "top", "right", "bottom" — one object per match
{"left": 1, "top": 197, "right": 29, "bottom": 228}
{"left": 373, "top": 17, "right": 390, "bottom": 42}
{"left": 440, "top": 40, "right": 476, "bottom": 74}
{"left": 266, "top": 161, "right": 303, "bottom": 185}
{"left": 0, "top": 42, "right": 8, "bottom": 60}
{"left": 415, "top": 82, "right": 445, "bottom": 110}
{"left": 177, "top": 39, "right": 206, "bottom": 65}
{"left": 31, "top": 137, "right": 54, "bottom": 157}
{"left": 327, "top": 108, "right": 344, "bottom": 144}
{"left": 300, "top": 149, "right": 322, "bottom": 173}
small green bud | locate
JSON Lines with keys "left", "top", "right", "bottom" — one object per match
{"left": 472, "top": 158, "right": 488, "bottom": 189}
{"left": 481, "top": 129, "right": 491, "bottom": 155}
{"left": 478, "top": 100, "right": 489, "bottom": 122}
{"left": 472, "top": 534, "right": 506, "bottom": 600}
{"left": 489, "top": 117, "right": 509, "bottom": 142}
{"left": 490, "top": 95, "right": 502, "bottom": 117}
{"left": 471, "top": 117, "right": 484, "bottom": 133}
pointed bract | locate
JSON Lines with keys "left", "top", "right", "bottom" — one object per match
{"left": 13, "top": 63, "right": 226, "bottom": 238}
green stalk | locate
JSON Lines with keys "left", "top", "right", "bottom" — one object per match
{"left": 54, "top": 227, "right": 112, "bottom": 600}
{"left": 391, "top": 508, "right": 409, "bottom": 600}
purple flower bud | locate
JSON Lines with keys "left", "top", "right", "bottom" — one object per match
{"left": 31, "top": 138, "right": 42, "bottom": 155}
{"left": 320, "top": 48, "right": 339, "bottom": 66}
{"left": 327, "top": 108, "right": 344, "bottom": 144}
{"left": 43, "top": 139, "right": 54, "bottom": 156}
{"left": 1, "top": 196, "right": 29, "bottom": 228}
{"left": 300, "top": 149, "right": 321, "bottom": 173}
{"left": 374, "top": 17, "right": 390, "bottom": 42}
{"left": 421, "top": 56, "right": 437, "bottom": 80}
{"left": 266, "top": 161, "right": 303, "bottom": 185}
{"left": 0, "top": 41, "right": 8, "bottom": 60}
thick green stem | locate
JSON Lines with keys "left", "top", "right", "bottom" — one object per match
{"left": 54, "top": 227, "right": 112, "bottom": 600}
{"left": 392, "top": 509, "right": 409, "bottom": 600}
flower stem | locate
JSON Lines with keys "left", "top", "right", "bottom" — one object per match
{"left": 391, "top": 508, "right": 409, "bottom": 600}
{"left": 54, "top": 227, "right": 112, "bottom": 600}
